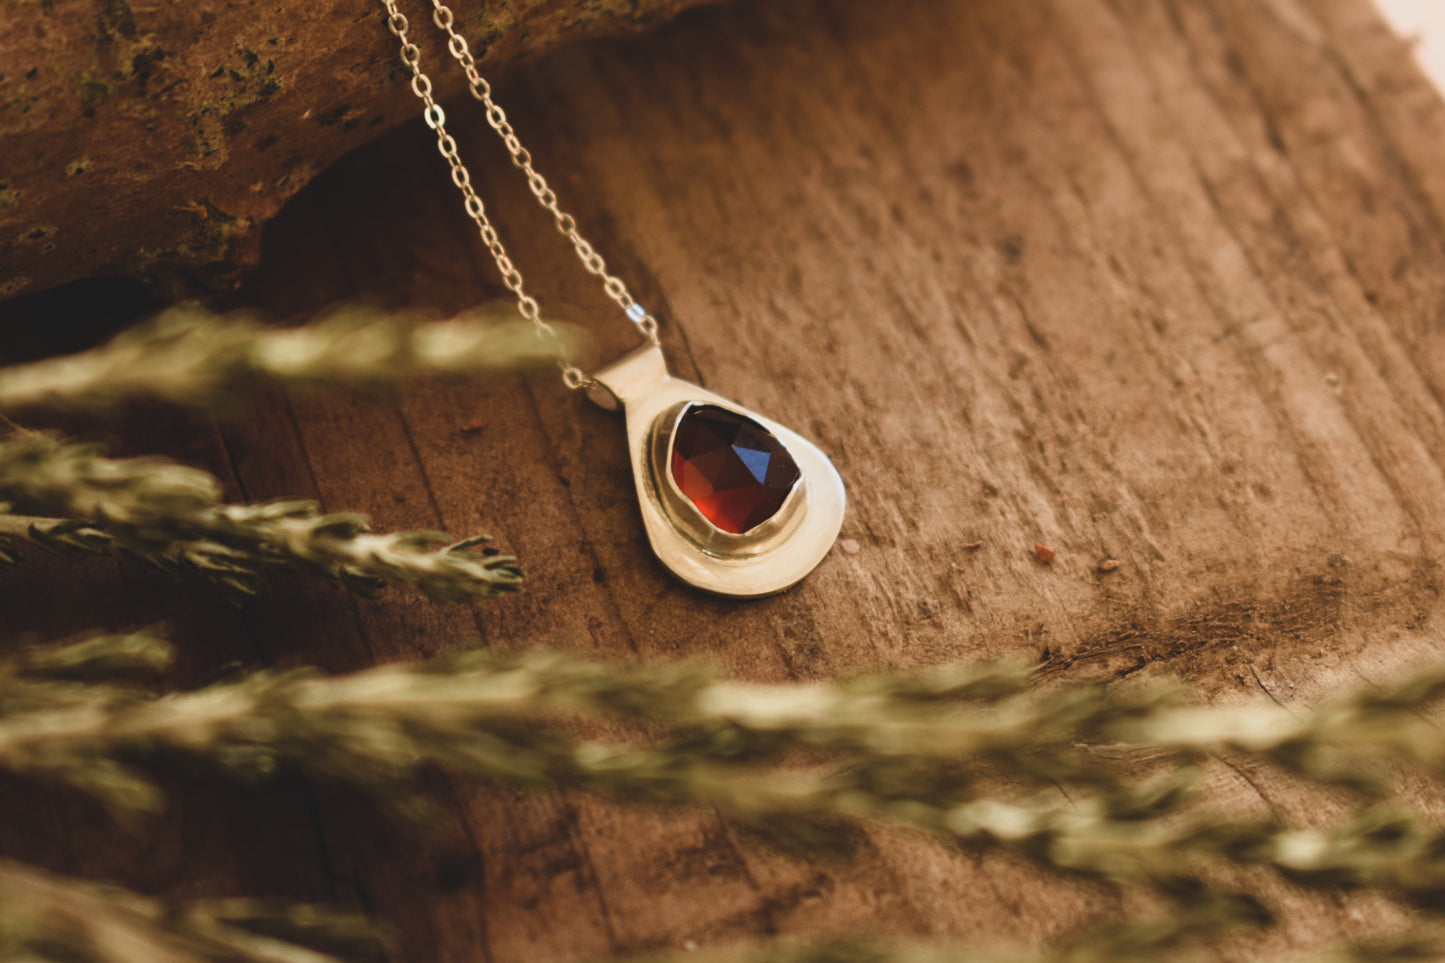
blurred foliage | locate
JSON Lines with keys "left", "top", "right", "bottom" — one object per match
{"left": 0, "top": 303, "right": 568, "bottom": 413}
{"left": 0, "top": 855, "right": 389, "bottom": 963}
{"left": 0, "top": 304, "right": 1441, "bottom": 961}
{"left": 0, "top": 305, "right": 542, "bottom": 601}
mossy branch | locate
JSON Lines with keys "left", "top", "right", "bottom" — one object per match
{"left": 0, "top": 433, "right": 523, "bottom": 600}
{"left": 0, "top": 303, "right": 572, "bottom": 414}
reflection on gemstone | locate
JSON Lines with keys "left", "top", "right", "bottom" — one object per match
{"left": 669, "top": 405, "right": 801, "bottom": 534}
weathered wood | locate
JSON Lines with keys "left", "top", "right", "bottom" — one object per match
{"left": 0, "top": 0, "right": 721, "bottom": 301}
{"left": 4, "top": 0, "right": 1445, "bottom": 958}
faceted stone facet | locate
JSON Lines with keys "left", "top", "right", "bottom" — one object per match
{"left": 669, "top": 404, "right": 801, "bottom": 534}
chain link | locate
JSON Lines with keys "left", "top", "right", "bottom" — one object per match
{"left": 425, "top": 0, "right": 661, "bottom": 343}
{"left": 381, "top": 0, "right": 660, "bottom": 389}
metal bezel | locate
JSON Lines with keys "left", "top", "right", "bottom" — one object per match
{"left": 590, "top": 342, "right": 847, "bottom": 598}
{"left": 650, "top": 401, "right": 808, "bottom": 558}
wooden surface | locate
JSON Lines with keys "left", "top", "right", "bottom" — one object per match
{"left": 4, "top": 0, "right": 1445, "bottom": 958}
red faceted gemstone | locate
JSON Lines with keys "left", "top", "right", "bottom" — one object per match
{"left": 669, "top": 405, "right": 801, "bottom": 534}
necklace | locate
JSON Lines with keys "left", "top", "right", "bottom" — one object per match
{"left": 379, "top": 0, "right": 845, "bottom": 597}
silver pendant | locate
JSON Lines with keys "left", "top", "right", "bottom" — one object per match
{"left": 588, "top": 343, "right": 845, "bottom": 597}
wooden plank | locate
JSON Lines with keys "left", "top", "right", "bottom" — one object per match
{"left": 6, "top": 0, "right": 1445, "bottom": 957}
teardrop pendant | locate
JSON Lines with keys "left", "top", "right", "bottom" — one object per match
{"left": 588, "top": 344, "right": 845, "bottom": 597}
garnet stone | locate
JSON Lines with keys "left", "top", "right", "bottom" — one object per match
{"left": 669, "top": 405, "right": 801, "bottom": 535}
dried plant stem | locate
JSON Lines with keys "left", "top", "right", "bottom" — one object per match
{"left": 0, "top": 304, "right": 571, "bottom": 414}
{"left": 0, "top": 434, "right": 523, "bottom": 600}
{"left": 0, "top": 630, "right": 176, "bottom": 716}
{"left": 5, "top": 642, "right": 1445, "bottom": 910}
{"left": 0, "top": 512, "right": 260, "bottom": 595}
{"left": 0, "top": 846, "right": 1412, "bottom": 963}
{"left": 629, "top": 894, "right": 1266, "bottom": 963}
{"left": 0, "top": 857, "right": 385, "bottom": 963}
{"left": 482, "top": 652, "right": 1445, "bottom": 798}
{"left": 632, "top": 922, "right": 1438, "bottom": 963}
{"left": 0, "top": 513, "right": 85, "bottom": 540}
{"left": 0, "top": 850, "right": 1374, "bottom": 963}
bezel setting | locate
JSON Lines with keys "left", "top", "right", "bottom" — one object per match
{"left": 651, "top": 401, "right": 809, "bottom": 558}
{"left": 589, "top": 342, "right": 846, "bottom": 598}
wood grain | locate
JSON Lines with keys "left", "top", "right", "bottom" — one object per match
{"left": 4, "top": 0, "right": 1445, "bottom": 957}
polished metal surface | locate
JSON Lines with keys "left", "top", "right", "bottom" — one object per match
{"left": 591, "top": 344, "right": 846, "bottom": 597}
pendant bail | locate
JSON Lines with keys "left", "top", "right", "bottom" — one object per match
{"left": 585, "top": 339, "right": 845, "bottom": 597}
{"left": 586, "top": 342, "right": 671, "bottom": 412}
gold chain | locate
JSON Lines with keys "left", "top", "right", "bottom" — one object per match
{"left": 380, "top": 0, "right": 661, "bottom": 390}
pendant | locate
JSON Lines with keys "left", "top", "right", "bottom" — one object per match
{"left": 587, "top": 343, "right": 846, "bottom": 597}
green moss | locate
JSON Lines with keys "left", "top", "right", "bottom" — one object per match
{"left": 125, "top": 46, "right": 166, "bottom": 94}
{"left": 0, "top": 276, "right": 31, "bottom": 299}
{"left": 95, "top": 0, "right": 137, "bottom": 43}
{"left": 132, "top": 201, "right": 248, "bottom": 267}
{"left": 76, "top": 73, "right": 113, "bottom": 117}
{"left": 135, "top": 242, "right": 196, "bottom": 264}
{"left": 189, "top": 44, "right": 284, "bottom": 157}
{"left": 192, "top": 200, "right": 246, "bottom": 242}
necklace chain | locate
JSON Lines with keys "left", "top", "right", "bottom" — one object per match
{"left": 380, "top": 0, "right": 661, "bottom": 389}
